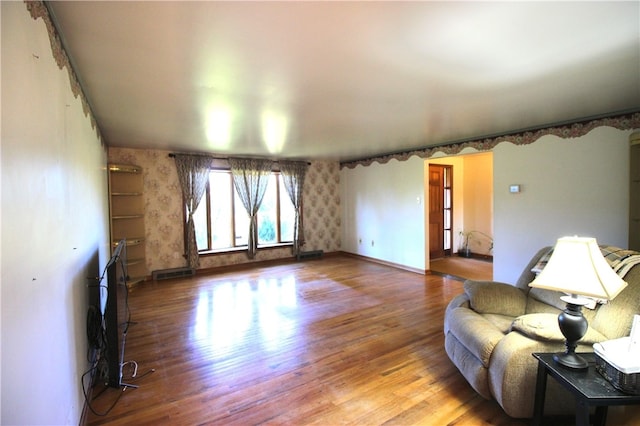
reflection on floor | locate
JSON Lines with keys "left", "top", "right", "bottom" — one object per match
{"left": 430, "top": 256, "right": 493, "bottom": 282}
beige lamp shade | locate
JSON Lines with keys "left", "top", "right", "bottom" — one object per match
{"left": 529, "top": 236, "right": 628, "bottom": 300}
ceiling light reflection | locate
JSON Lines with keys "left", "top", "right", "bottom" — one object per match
{"left": 261, "top": 109, "right": 289, "bottom": 154}
{"left": 205, "top": 106, "right": 233, "bottom": 149}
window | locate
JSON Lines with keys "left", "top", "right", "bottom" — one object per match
{"left": 194, "top": 170, "right": 295, "bottom": 252}
{"left": 443, "top": 165, "right": 452, "bottom": 253}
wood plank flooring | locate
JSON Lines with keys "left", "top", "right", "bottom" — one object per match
{"left": 429, "top": 256, "right": 493, "bottom": 282}
{"left": 84, "top": 255, "right": 638, "bottom": 425}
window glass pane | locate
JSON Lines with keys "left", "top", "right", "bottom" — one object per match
{"left": 234, "top": 190, "right": 249, "bottom": 247}
{"left": 209, "top": 171, "right": 233, "bottom": 249}
{"left": 195, "top": 170, "right": 295, "bottom": 252}
{"left": 444, "top": 189, "right": 451, "bottom": 209}
{"left": 279, "top": 178, "right": 295, "bottom": 242}
{"left": 258, "top": 175, "right": 277, "bottom": 245}
{"left": 444, "top": 166, "right": 451, "bottom": 187}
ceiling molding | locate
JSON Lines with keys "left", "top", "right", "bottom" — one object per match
{"left": 340, "top": 111, "right": 640, "bottom": 169}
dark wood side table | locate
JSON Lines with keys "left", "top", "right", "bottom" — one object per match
{"left": 532, "top": 352, "right": 640, "bottom": 426}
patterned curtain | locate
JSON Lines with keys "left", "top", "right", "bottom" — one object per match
{"left": 174, "top": 154, "right": 212, "bottom": 269}
{"left": 280, "top": 161, "right": 309, "bottom": 255}
{"left": 228, "top": 157, "right": 273, "bottom": 259}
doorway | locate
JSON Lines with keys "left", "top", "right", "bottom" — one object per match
{"left": 427, "top": 152, "right": 494, "bottom": 280}
{"left": 428, "top": 164, "right": 452, "bottom": 260}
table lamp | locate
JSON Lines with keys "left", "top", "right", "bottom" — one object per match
{"left": 529, "top": 236, "right": 628, "bottom": 370}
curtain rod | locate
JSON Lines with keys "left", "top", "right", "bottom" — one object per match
{"left": 167, "top": 153, "right": 310, "bottom": 165}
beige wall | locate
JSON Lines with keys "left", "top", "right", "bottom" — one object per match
{"left": 461, "top": 152, "right": 494, "bottom": 255}
{"left": 108, "top": 147, "right": 341, "bottom": 273}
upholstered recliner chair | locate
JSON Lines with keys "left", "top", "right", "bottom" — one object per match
{"left": 443, "top": 245, "right": 640, "bottom": 418}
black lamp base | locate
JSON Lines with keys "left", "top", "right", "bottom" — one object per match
{"left": 553, "top": 352, "right": 588, "bottom": 370}
{"left": 554, "top": 297, "right": 590, "bottom": 371}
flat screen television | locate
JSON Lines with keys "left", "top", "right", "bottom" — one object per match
{"left": 103, "top": 239, "right": 130, "bottom": 388}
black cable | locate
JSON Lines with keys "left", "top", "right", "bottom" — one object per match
{"left": 81, "top": 262, "right": 112, "bottom": 414}
{"left": 86, "top": 305, "right": 102, "bottom": 350}
{"left": 80, "top": 366, "right": 126, "bottom": 417}
{"left": 81, "top": 245, "right": 151, "bottom": 417}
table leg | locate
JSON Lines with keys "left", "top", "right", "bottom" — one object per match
{"left": 576, "top": 400, "right": 590, "bottom": 426}
{"left": 532, "top": 360, "right": 547, "bottom": 426}
{"left": 593, "top": 406, "right": 608, "bottom": 426}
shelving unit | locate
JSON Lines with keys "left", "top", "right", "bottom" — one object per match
{"left": 108, "top": 164, "right": 148, "bottom": 283}
{"left": 631, "top": 132, "right": 640, "bottom": 251}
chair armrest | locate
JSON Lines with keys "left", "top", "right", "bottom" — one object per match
{"left": 447, "top": 293, "right": 470, "bottom": 310}
{"left": 444, "top": 293, "right": 470, "bottom": 335}
{"left": 464, "top": 280, "right": 527, "bottom": 317}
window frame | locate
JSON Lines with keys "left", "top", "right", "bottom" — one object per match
{"left": 191, "top": 168, "right": 295, "bottom": 256}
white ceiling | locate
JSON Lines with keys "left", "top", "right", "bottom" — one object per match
{"left": 47, "top": 1, "right": 640, "bottom": 162}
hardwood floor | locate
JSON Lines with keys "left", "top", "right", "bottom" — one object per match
{"left": 429, "top": 256, "right": 493, "bottom": 282}
{"left": 84, "top": 255, "right": 636, "bottom": 425}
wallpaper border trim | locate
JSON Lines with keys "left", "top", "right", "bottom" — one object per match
{"left": 340, "top": 112, "right": 640, "bottom": 169}
{"left": 25, "top": 0, "right": 103, "bottom": 143}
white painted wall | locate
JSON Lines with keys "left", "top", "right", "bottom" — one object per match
{"left": 341, "top": 157, "right": 425, "bottom": 271}
{"left": 1, "top": 3, "right": 110, "bottom": 424}
{"left": 341, "top": 127, "right": 631, "bottom": 283}
{"left": 493, "top": 126, "right": 632, "bottom": 283}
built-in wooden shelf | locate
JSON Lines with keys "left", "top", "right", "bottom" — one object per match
{"left": 108, "top": 164, "right": 148, "bottom": 281}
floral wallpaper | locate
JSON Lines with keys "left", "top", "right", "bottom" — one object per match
{"left": 302, "top": 161, "right": 341, "bottom": 252}
{"left": 108, "top": 147, "right": 341, "bottom": 275}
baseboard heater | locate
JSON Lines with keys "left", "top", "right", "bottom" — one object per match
{"left": 152, "top": 267, "right": 195, "bottom": 281}
{"left": 297, "top": 250, "right": 324, "bottom": 261}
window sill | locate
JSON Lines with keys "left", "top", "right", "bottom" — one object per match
{"left": 199, "top": 242, "right": 293, "bottom": 257}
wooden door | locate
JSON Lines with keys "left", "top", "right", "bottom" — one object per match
{"left": 429, "top": 164, "right": 453, "bottom": 259}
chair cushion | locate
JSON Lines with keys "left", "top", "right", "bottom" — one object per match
{"left": 511, "top": 313, "right": 606, "bottom": 344}
{"left": 482, "top": 313, "right": 516, "bottom": 334}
